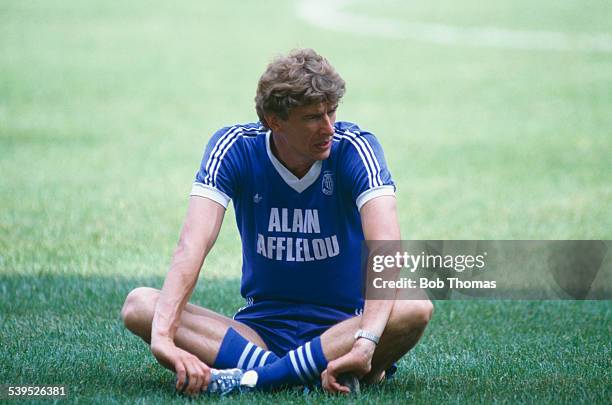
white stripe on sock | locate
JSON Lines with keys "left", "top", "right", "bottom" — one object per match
{"left": 246, "top": 347, "right": 263, "bottom": 369}
{"left": 258, "top": 351, "right": 271, "bottom": 367}
{"left": 297, "top": 345, "right": 315, "bottom": 380}
{"left": 288, "top": 351, "right": 306, "bottom": 383}
{"left": 304, "top": 342, "right": 319, "bottom": 376}
{"left": 237, "top": 342, "right": 254, "bottom": 369}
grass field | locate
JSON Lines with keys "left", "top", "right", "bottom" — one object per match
{"left": 1, "top": 0, "right": 611, "bottom": 403}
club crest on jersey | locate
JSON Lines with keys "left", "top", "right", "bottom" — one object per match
{"left": 322, "top": 171, "right": 334, "bottom": 196}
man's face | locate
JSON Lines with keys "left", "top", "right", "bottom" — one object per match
{"left": 270, "top": 102, "right": 337, "bottom": 165}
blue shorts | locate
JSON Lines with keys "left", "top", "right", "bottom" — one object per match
{"left": 234, "top": 300, "right": 398, "bottom": 380}
{"left": 233, "top": 300, "right": 357, "bottom": 356}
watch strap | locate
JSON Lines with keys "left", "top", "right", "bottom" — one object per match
{"left": 354, "top": 329, "right": 380, "bottom": 345}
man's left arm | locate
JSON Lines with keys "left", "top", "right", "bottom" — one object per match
{"left": 323, "top": 195, "right": 400, "bottom": 392}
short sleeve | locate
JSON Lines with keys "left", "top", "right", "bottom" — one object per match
{"left": 337, "top": 127, "right": 396, "bottom": 210}
{"left": 191, "top": 126, "right": 242, "bottom": 208}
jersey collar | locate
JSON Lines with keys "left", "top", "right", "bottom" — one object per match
{"left": 266, "top": 130, "right": 322, "bottom": 193}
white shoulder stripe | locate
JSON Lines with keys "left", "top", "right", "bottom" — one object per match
{"left": 345, "top": 128, "right": 383, "bottom": 187}
{"left": 204, "top": 125, "right": 264, "bottom": 186}
{"left": 342, "top": 129, "right": 382, "bottom": 187}
{"left": 335, "top": 131, "right": 378, "bottom": 188}
{"left": 334, "top": 132, "right": 373, "bottom": 188}
{"left": 204, "top": 126, "right": 238, "bottom": 186}
{"left": 212, "top": 135, "right": 241, "bottom": 187}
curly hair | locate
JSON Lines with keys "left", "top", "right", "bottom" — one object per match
{"left": 255, "top": 48, "right": 346, "bottom": 128}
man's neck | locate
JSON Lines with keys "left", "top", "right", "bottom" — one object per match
{"left": 270, "top": 132, "right": 313, "bottom": 179}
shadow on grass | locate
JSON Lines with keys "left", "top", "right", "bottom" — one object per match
{"left": 1, "top": 273, "right": 610, "bottom": 403}
{"left": 0, "top": 272, "right": 244, "bottom": 401}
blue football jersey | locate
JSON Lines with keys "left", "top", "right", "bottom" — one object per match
{"left": 191, "top": 121, "right": 395, "bottom": 311}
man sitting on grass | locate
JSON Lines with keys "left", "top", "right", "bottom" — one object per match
{"left": 121, "top": 48, "right": 433, "bottom": 396}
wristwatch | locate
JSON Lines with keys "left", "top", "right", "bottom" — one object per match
{"left": 354, "top": 329, "right": 380, "bottom": 345}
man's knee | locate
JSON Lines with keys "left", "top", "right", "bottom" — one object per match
{"left": 390, "top": 299, "right": 434, "bottom": 333}
{"left": 121, "top": 287, "right": 159, "bottom": 333}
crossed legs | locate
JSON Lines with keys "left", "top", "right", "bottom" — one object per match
{"left": 121, "top": 287, "right": 433, "bottom": 385}
{"left": 121, "top": 287, "right": 267, "bottom": 367}
{"left": 321, "top": 297, "right": 433, "bottom": 383}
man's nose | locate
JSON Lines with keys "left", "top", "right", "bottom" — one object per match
{"left": 321, "top": 114, "right": 334, "bottom": 134}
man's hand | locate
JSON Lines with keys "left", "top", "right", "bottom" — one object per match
{"left": 146, "top": 197, "right": 225, "bottom": 395}
{"left": 321, "top": 338, "right": 376, "bottom": 394}
{"left": 150, "top": 339, "right": 211, "bottom": 396}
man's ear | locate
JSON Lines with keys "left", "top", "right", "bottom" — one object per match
{"left": 265, "top": 113, "right": 283, "bottom": 133}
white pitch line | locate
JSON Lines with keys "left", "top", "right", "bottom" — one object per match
{"left": 297, "top": 0, "right": 612, "bottom": 53}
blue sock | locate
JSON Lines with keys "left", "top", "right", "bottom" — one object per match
{"left": 213, "top": 327, "right": 279, "bottom": 370}
{"left": 252, "top": 336, "right": 328, "bottom": 390}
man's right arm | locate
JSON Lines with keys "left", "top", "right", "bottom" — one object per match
{"left": 150, "top": 196, "right": 226, "bottom": 394}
